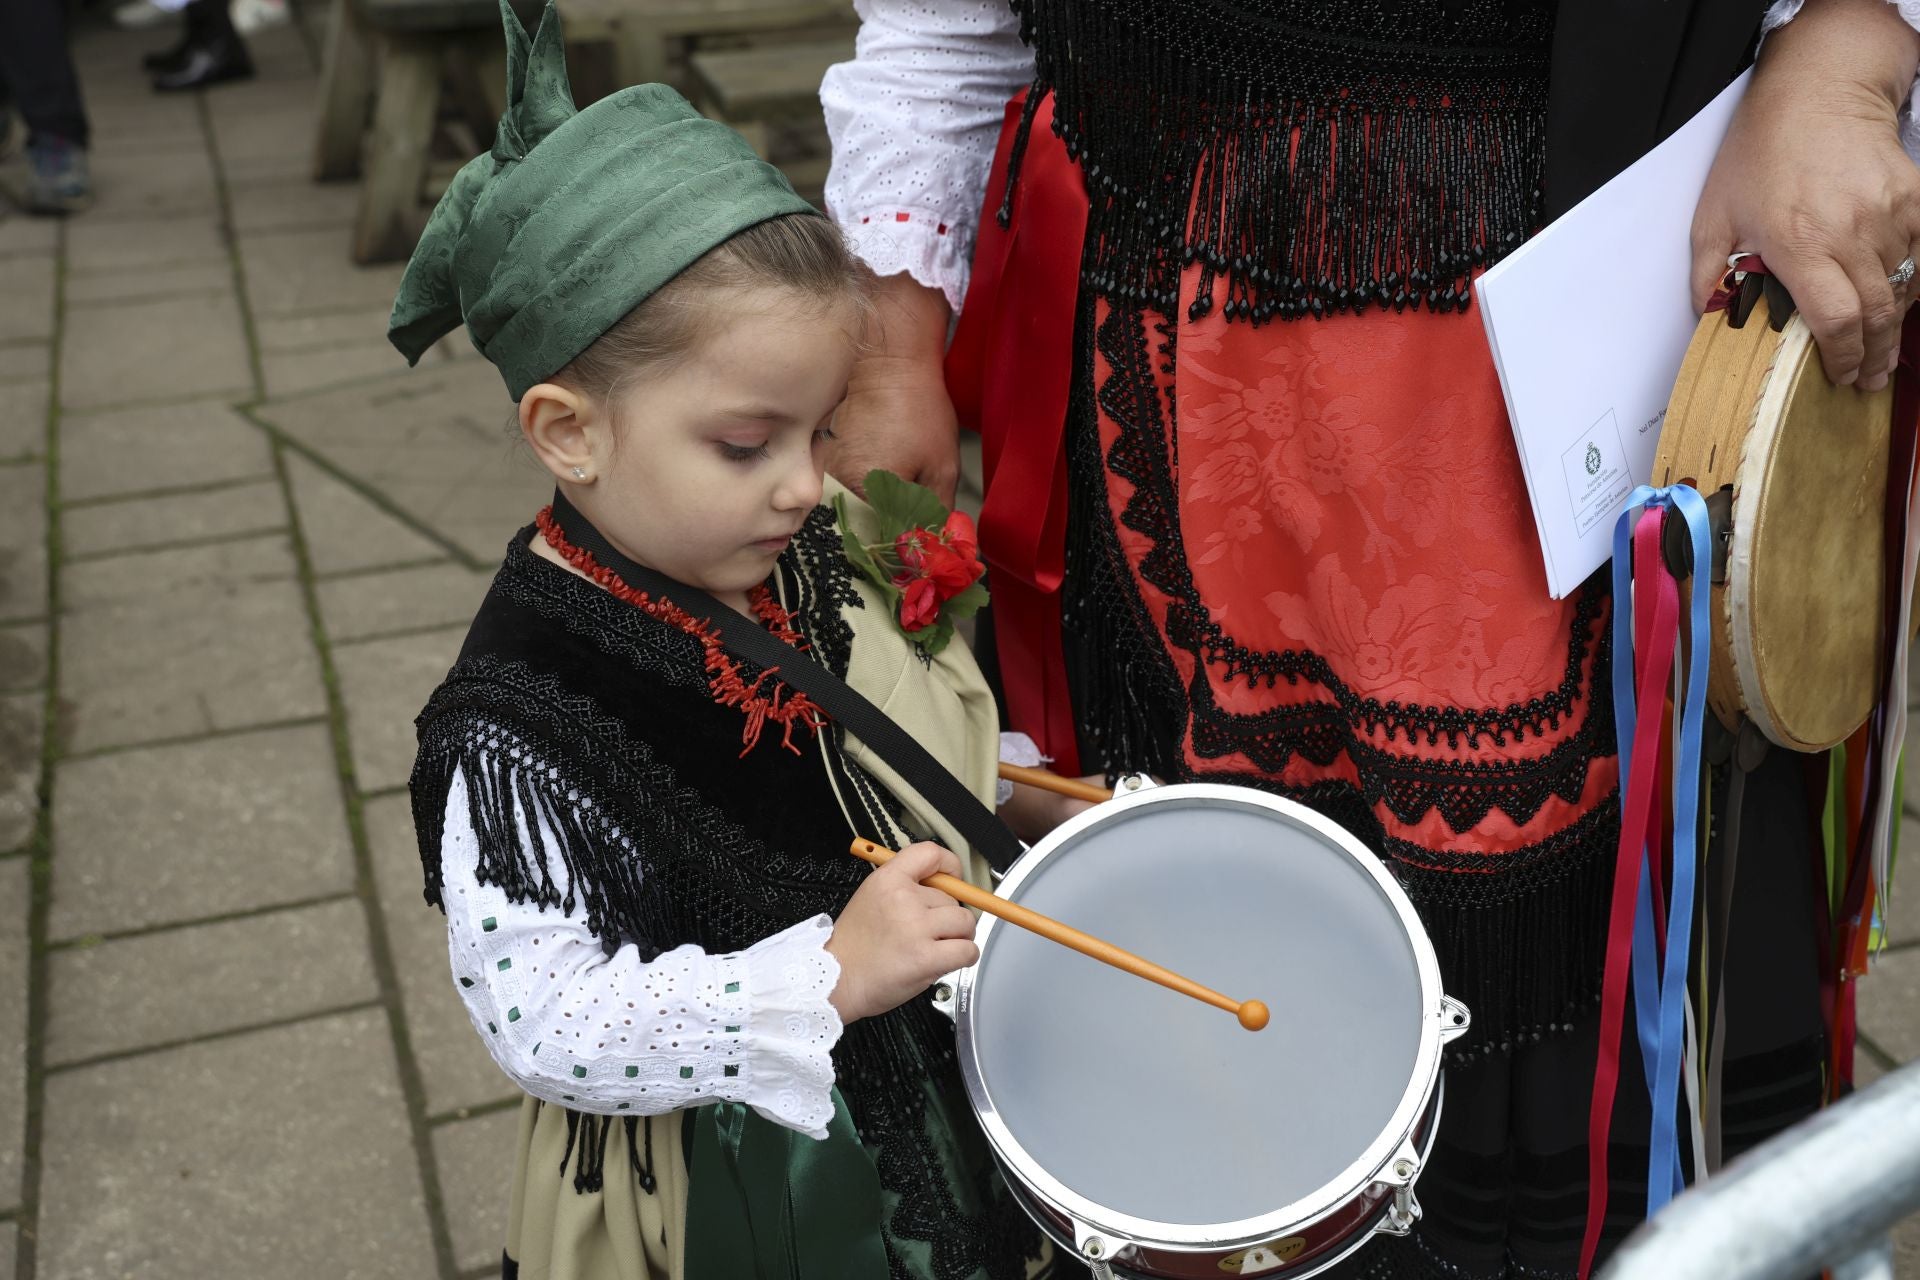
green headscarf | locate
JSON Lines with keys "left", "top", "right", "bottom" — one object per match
{"left": 386, "top": 0, "right": 819, "bottom": 400}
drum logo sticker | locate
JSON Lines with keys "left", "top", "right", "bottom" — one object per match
{"left": 1220, "top": 1238, "right": 1307, "bottom": 1273}
{"left": 1561, "top": 409, "right": 1632, "bottom": 538}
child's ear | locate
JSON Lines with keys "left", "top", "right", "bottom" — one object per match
{"left": 519, "top": 382, "right": 599, "bottom": 486}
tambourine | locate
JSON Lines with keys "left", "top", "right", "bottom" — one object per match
{"left": 1653, "top": 266, "right": 1897, "bottom": 751}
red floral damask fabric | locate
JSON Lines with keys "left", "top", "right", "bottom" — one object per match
{"left": 1093, "top": 281, "right": 1617, "bottom": 862}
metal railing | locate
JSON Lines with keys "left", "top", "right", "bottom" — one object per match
{"left": 1600, "top": 1059, "right": 1920, "bottom": 1280}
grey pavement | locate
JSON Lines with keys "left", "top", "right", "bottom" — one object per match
{"left": 0, "top": 10, "right": 1913, "bottom": 1280}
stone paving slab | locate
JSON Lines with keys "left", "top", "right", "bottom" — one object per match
{"left": 0, "top": 465, "right": 45, "bottom": 624}
{"left": 35, "top": 1009, "right": 437, "bottom": 1280}
{"left": 49, "top": 724, "right": 354, "bottom": 940}
{"left": 58, "top": 400, "right": 274, "bottom": 503}
{"left": 1, "top": 859, "right": 26, "bottom": 1211}
{"left": 0, "top": 1222, "right": 13, "bottom": 1280}
{"left": 0, "top": 257, "right": 54, "bottom": 345}
{"left": 47, "top": 898, "right": 375, "bottom": 1066}
{"left": 258, "top": 363, "right": 544, "bottom": 563}
{"left": 0, "top": 344, "right": 50, "bottom": 384}
{"left": 0, "top": 623, "right": 48, "bottom": 694}
{"left": 0, "top": 215, "right": 59, "bottom": 257}
{"left": 64, "top": 214, "right": 229, "bottom": 274}
{"left": 228, "top": 178, "right": 362, "bottom": 235}
{"left": 0, "top": 378, "right": 49, "bottom": 462}
{"left": 64, "top": 262, "right": 236, "bottom": 309}
{"left": 61, "top": 479, "right": 287, "bottom": 560}
{"left": 265, "top": 341, "right": 422, "bottom": 400}
{"left": 365, "top": 792, "right": 518, "bottom": 1116}
{"left": 319, "top": 560, "right": 490, "bottom": 643}
{"left": 433, "top": 1107, "right": 519, "bottom": 1271}
{"left": 239, "top": 226, "right": 407, "bottom": 318}
{"left": 78, "top": 146, "right": 222, "bottom": 226}
{"left": 0, "top": 694, "right": 44, "bottom": 852}
{"left": 1857, "top": 945, "right": 1920, "bottom": 1064}
{"left": 61, "top": 534, "right": 297, "bottom": 612}
{"left": 58, "top": 575, "right": 324, "bottom": 753}
{"left": 283, "top": 453, "right": 448, "bottom": 576}
{"left": 58, "top": 294, "right": 252, "bottom": 412}
{"left": 335, "top": 626, "right": 466, "bottom": 793}
{"left": 257, "top": 308, "right": 404, "bottom": 354}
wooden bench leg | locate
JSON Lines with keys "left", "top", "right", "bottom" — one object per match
{"left": 352, "top": 34, "right": 441, "bottom": 265}
{"left": 311, "top": 0, "right": 374, "bottom": 181}
{"left": 447, "top": 30, "right": 507, "bottom": 146}
{"left": 610, "top": 18, "right": 669, "bottom": 89}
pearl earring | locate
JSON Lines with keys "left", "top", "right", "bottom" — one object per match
{"left": 571, "top": 466, "right": 587, "bottom": 481}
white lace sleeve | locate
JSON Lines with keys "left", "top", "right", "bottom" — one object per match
{"left": 821, "top": 0, "right": 1034, "bottom": 310}
{"left": 1763, "top": 0, "right": 1920, "bottom": 159}
{"left": 439, "top": 766, "right": 843, "bottom": 1139}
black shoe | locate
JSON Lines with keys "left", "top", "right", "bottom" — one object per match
{"left": 149, "top": 34, "right": 253, "bottom": 91}
{"left": 142, "top": 29, "right": 194, "bottom": 71}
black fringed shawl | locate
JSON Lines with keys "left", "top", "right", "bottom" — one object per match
{"left": 1004, "top": 0, "right": 1772, "bottom": 323}
{"left": 410, "top": 515, "right": 1036, "bottom": 1280}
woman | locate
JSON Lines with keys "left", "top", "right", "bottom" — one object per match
{"left": 818, "top": 1, "right": 1920, "bottom": 1276}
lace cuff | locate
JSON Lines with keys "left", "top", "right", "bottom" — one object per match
{"left": 842, "top": 211, "right": 974, "bottom": 312}
{"left": 996, "top": 731, "right": 1047, "bottom": 806}
{"left": 740, "top": 916, "right": 843, "bottom": 1138}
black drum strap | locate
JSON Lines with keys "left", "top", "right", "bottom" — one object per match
{"left": 548, "top": 492, "right": 1025, "bottom": 874}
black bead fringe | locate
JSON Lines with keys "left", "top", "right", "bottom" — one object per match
{"left": 1006, "top": 0, "right": 1554, "bottom": 323}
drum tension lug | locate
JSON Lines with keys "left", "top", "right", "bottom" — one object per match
{"left": 1374, "top": 1137, "right": 1425, "bottom": 1237}
{"left": 1072, "top": 1221, "right": 1131, "bottom": 1280}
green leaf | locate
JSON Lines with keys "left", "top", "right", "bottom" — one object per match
{"left": 834, "top": 495, "right": 889, "bottom": 589}
{"left": 864, "top": 469, "right": 949, "bottom": 535}
{"left": 944, "top": 580, "right": 990, "bottom": 617}
{"left": 913, "top": 618, "right": 955, "bottom": 657}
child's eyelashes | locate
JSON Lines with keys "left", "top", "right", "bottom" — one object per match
{"left": 718, "top": 441, "right": 773, "bottom": 463}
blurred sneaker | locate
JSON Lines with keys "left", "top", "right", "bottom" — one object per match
{"left": 231, "top": 0, "right": 288, "bottom": 34}
{"left": 114, "top": 0, "right": 175, "bottom": 28}
{"left": 23, "top": 137, "right": 91, "bottom": 215}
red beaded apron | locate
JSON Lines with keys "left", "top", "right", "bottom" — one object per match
{"left": 949, "top": 91, "right": 1618, "bottom": 1056}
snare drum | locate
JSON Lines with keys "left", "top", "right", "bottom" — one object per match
{"left": 936, "top": 782, "right": 1469, "bottom": 1278}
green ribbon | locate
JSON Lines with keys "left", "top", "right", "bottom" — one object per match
{"left": 684, "top": 1090, "right": 892, "bottom": 1280}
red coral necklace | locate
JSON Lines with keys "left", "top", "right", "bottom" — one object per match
{"left": 534, "top": 505, "right": 824, "bottom": 755}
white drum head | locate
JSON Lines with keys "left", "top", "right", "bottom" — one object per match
{"left": 957, "top": 785, "right": 1442, "bottom": 1240}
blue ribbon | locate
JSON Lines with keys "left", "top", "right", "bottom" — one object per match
{"left": 1609, "top": 484, "right": 1712, "bottom": 1214}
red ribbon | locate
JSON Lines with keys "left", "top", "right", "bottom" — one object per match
{"left": 1579, "top": 510, "right": 1679, "bottom": 1280}
{"left": 945, "top": 90, "right": 1089, "bottom": 774}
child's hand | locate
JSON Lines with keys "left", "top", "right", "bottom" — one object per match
{"left": 825, "top": 842, "right": 980, "bottom": 1023}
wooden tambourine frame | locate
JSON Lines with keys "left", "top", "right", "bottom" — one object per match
{"left": 1654, "top": 289, "right": 1895, "bottom": 752}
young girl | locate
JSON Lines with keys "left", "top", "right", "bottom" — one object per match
{"left": 387, "top": 4, "right": 1079, "bottom": 1277}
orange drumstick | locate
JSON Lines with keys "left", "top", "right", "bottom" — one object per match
{"left": 996, "top": 762, "right": 1114, "bottom": 805}
{"left": 848, "top": 837, "right": 1270, "bottom": 1032}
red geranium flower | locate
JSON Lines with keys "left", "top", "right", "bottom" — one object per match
{"left": 898, "top": 575, "right": 940, "bottom": 631}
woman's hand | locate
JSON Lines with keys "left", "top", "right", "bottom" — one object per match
{"left": 1691, "top": 0, "right": 1920, "bottom": 392}
{"left": 824, "top": 842, "right": 979, "bottom": 1023}
{"left": 827, "top": 275, "right": 961, "bottom": 504}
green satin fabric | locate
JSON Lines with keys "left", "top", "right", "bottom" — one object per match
{"left": 682, "top": 1073, "right": 1030, "bottom": 1280}
{"left": 684, "top": 1090, "right": 890, "bottom": 1280}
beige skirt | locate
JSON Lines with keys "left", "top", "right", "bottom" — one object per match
{"left": 504, "top": 1098, "right": 690, "bottom": 1280}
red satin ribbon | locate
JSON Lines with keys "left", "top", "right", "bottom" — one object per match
{"left": 945, "top": 90, "right": 1089, "bottom": 774}
{"left": 1579, "top": 510, "right": 1679, "bottom": 1280}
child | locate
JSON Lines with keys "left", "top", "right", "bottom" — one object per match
{"left": 389, "top": 4, "right": 1081, "bottom": 1277}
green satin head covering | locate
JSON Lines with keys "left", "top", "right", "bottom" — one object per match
{"left": 387, "top": 0, "right": 819, "bottom": 400}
